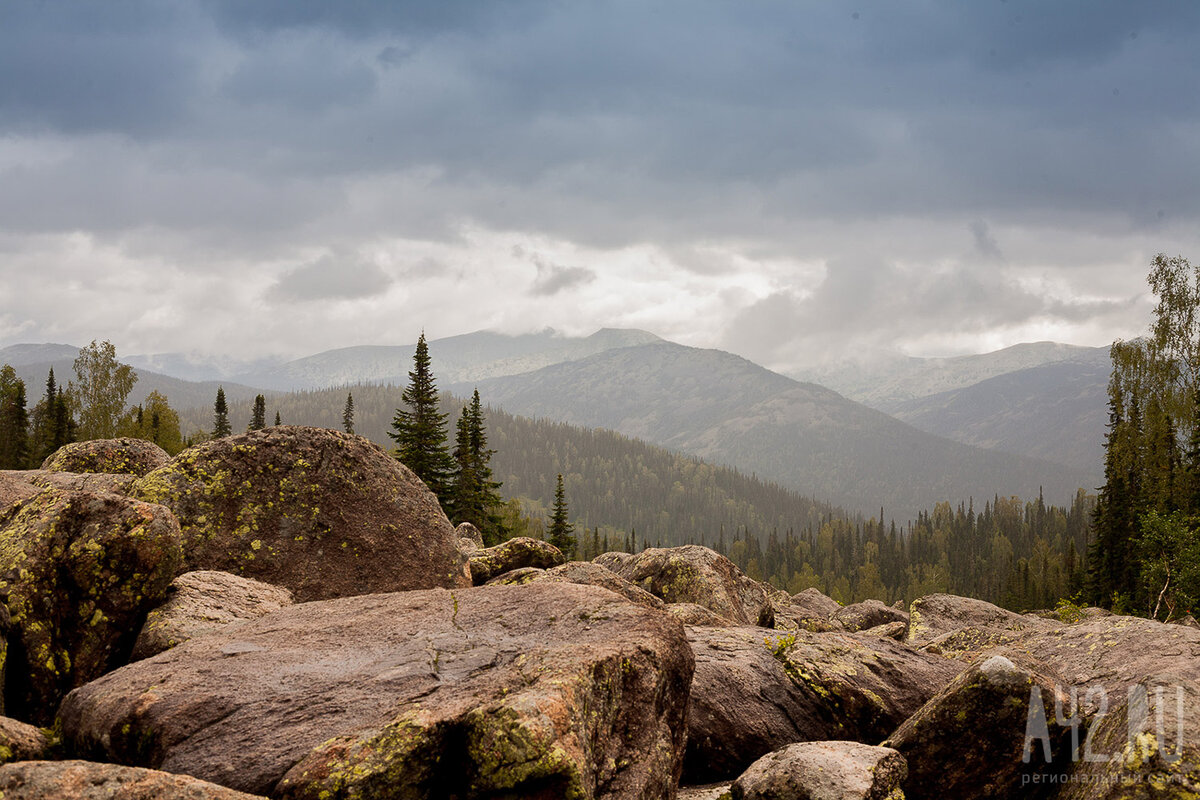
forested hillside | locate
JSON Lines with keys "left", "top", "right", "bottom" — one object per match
{"left": 175, "top": 382, "right": 1093, "bottom": 608}
{"left": 466, "top": 341, "right": 1093, "bottom": 519}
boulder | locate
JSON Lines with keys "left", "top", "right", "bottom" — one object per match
{"left": 456, "top": 521, "right": 484, "bottom": 549}
{"left": 41, "top": 438, "right": 170, "bottom": 477}
{"left": 593, "top": 550, "right": 633, "bottom": 572}
{"left": 834, "top": 599, "right": 908, "bottom": 633}
{"left": 790, "top": 587, "right": 842, "bottom": 618}
{"left": 131, "top": 571, "right": 294, "bottom": 660}
{"left": 468, "top": 536, "right": 566, "bottom": 584}
{"left": 1, "top": 470, "right": 137, "bottom": 497}
{"left": 679, "top": 784, "right": 733, "bottom": 800}
{"left": 1057, "top": 675, "right": 1200, "bottom": 799}
{"left": 683, "top": 625, "right": 962, "bottom": 783}
{"left": 0, "top": 489, "right": 182, "bottom": 724}
{"left": 1018, "top": 614, "right": 1200, "bottom": 712}
{"left": 131, "top": 426, "right": 470, "bottom": 601}
{"left": 905, "top": 593, "right": 1056, "bottom": 658}
{"left": 60, "top": 583, "right": 694, "bottom": 799}
{"left": 861, "top": 621, "right": 907, "bottom": 640}
{"left": 767, "top": 587, "right": 842, "bottom": 633}
{"left": 610, "top": 546, "right": 774, "bottom": 627}
{"left": 485, "top": 566, "right": 545, "bottom": 585}
{"left": 883, "top": 650, "right": 1076, "bottom": 800}
{"left": 0, "top": 760, "right": 266, "bottom": 799}
{"left": 668, "top": 603, "right": 732, "bottom": 627}
{"left": 525, "top": 561, "right": 665, "bottom": 609}
{"left": 0, "top": 716, "right": 51, "bottom": 764}
{"left": 731, "top": 741, "right": 907, "bottom": 800}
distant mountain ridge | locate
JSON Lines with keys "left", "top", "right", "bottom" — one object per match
{"left": 231, "top": 328, "right": 663, "bottom": 391}
{"left": 793, "top": 341, "right": 1111, "bottom": 408}
{"left": 460, "top": 341, "right": 1097, "bottom": 519}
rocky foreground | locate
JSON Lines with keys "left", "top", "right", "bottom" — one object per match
{"left": 0, "top": 427, "right": 1197, "bottom": 799}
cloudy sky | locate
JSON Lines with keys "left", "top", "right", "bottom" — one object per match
{"left": 1, "top": 1, "right": 1197, "bottom": 373}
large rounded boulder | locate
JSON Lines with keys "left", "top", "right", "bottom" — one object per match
{"left": 0, "top": 489, "right": 182, "bottom": 724}
{"left": 131, "top": 427, "right": 470, "bottom": 601}
{"left": 42, "top": 438, "right": 171, "bottom": 477}
{"left": 60, "top": 582, "right": 695, "bottom": 800}
{"left": 0, "top": 760, "right": 267, "bottom": 799}
{"left": 610, "top": 545, "right": 774, "bottom": 627}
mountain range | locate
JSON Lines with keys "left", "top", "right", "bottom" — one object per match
{"left": 1, "top": 328, "right": 1109, "bottom": 518}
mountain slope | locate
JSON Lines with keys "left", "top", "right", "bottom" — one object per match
{"left": 462, "top": 342, "right": 1095, "bottom": 518}
{"left": 9, "top": 358, "right": 265, "bottom": 412}
{"left": 885, "top": 361, "right": 1108, "bottom": 477}
{"left": 231, "top": 328, "right": 663, "bottom": 391}
{"left": 794, "top": 341, "right": 1111, "bottom": 408}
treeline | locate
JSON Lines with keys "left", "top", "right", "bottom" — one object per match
{"left": 177, "top": 380, "right": 1094, "bottom": 609}
{"left": 716, "top": 490, "right": 1092, "bottom": 608}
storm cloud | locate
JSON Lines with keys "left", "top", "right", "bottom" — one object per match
{"left": 0, "top": 1, "right": 1196, "bottom": 364}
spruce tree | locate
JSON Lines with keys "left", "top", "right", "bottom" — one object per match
{"left": 547, "top": 473, "right": 576, "bottom": 557}
{"left": 390, "top": 333, "right": 455, "bottom": 503}
{"left": 249, "top": 394, "right": 266, "bottom": 431}
{"left": 343, "top": 391, "right": 355, "bottom": 434}
{"left": 449, "top": 389, "right": 507, "bottom": 544}
{"left": 274, "top": 410, "right": 281, "bottom": 426}
{"left": 30, "top": 367, "right": 73, "bottom": 465}
{"left": 213, "top": 386, "right": 231, "bottom": 438}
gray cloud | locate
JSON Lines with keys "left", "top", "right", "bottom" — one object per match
{"left": 267, "top": 254, "right": 392, "bottom": 303}
{"left": 0, "top": 1, "right": 1196, "bottom": 360}
{"left": 529, "top": 256, "right": 596, "bottom": 296}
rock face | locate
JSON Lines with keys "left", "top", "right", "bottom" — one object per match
{"left": 592, "top": 551, "right": 633, "bottom": 572}
{"left": 467, "top": 536, "right": 566, "bottom": 584}
{"left": 131, "top": 571, "right": 294, "bottom": 660}
{"left": 1057, "top": 675, "right": 1200, "bottom": 800}
{"left": 1018, "top": 615, "right": 1200, "bottom": 712}
{"left": 883, "top": 651, "right": 1075, "bottom": 800}
{"left": 2, "top": 470, "right": 138, "bottom": 498}
{"left": 42, "top": 438, "right": 171, "bottom": 477}
{"left": 610, "top": 546, "right": 774, "bottom": 627}
{"left": 131, "top": 426, "right": 470, "bottom": 601}
{"left": 0, "top": 489, "right": 182, "bottom": 724}
{"left": 0, "top": 760, "right": 267, "bottom": 799}
{"left": 731, "top": 741, "right": 907, "bottom": 800}
{"left": 684, "top": 625, "right": 962, "bottom": 782}
{"left": 60, "top": 583, "right": 695, "bottom": 799}
{"left": 0, "top": 473, "right": 39, "bottom": 509}
{"left": 0, "top": 716, "right": 52, "bottom": 764}
{"left": 834, "top": 599, "right": 908, "bottom": 634}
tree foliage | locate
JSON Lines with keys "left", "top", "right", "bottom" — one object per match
{"left": 213, "top": 386, "right": 231, "bottom": 438}
{"left": 390, "top": 333, "right": 455, "bottom": 503}
{"left": 117, "top": 390, "right": 184, "bottom": 455}
{"left": 0, "top": 366, "right": 30, "bottom": 469}
{"left": 28, "top": 368, "right": 75, "bottom": 465}
{"left": 249, "top": 394, "right": 267, "bottom": 432}
{"left": 342, "top": 391, "right": 355, "bottom": 434}
{"left": 70, "top": 340, "right": 137, "bottom": 440}
{"left": 1090, "top": 254, "right": 1200, "bottom": 617}
{"left": 449, "top": 389, "right": 507, "bottom": 544}
{"left": 547, "top": 473, "right": 576, "bottom": 557}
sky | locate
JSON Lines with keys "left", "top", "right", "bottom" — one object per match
{"left": 1, "top": 0, "right": 1198, "bottom": 374}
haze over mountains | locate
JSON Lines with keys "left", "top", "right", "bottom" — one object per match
{"left": 1, "top": 328, "right": 1109, "bottom": 519}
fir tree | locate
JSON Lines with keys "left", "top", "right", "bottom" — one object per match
{"left": 390, "top": 333, "right": 455, "bottom": 503}
{"left": 213, "top": 386, "right": 231, "bottom": 438}
{"left": 274, "top": 410, "right": 281, "bottom": 426}
{"left": 449, "top": 389, "right": 507, "bottom": 544}
{"left": 30, "top": 367, "right": 74, "bottom": 465}
{"left": 343, "top": 391, "right": 355, "bottom": 434}
{"left": 547, "top": 473, "right": 576, "bottom": 557}
{"left": 248, "top": 394, "right": 267, "bottom": 431}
